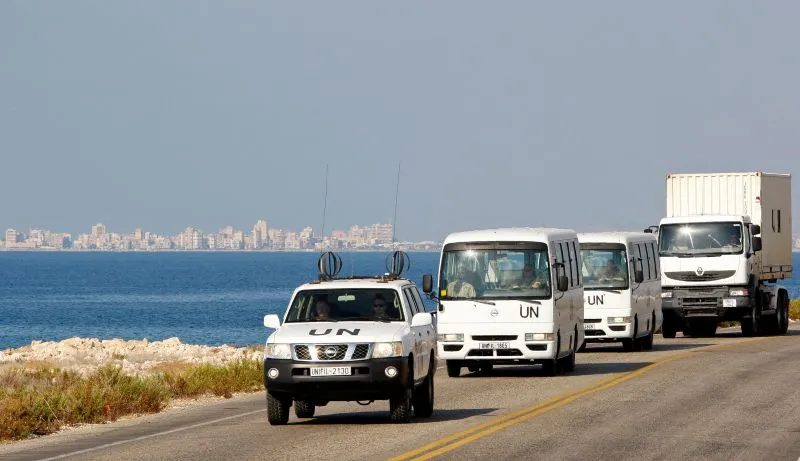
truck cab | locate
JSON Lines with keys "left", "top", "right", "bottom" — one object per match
{"left": 262, "top": 251, "right": 437, "bottom": 425}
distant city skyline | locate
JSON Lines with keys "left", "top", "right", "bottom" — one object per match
{"left": 0, "top": 219, "right": 440, "bottom": 252}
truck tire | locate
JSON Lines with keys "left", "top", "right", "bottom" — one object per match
{"left": 622, "top": 319, "right": 638, "bottom": 352}
{"left": 542, "top": 333, "right": 560, "bottom": 376}
{"left": 267, "top": 391, "right": 290, "bottom": 426}
{"left": 294, "top": 399, "right": 315, "bottom": 418}
{"left": 741, "top": 304, "right": 760, "bottom": 337}
{"left": 413, "top": 368, "right": 434, "bottom": 418}
{"left": 778, "top": 291, "right": 790, "bottom": 335}
{"left": 662, "top": 318, "right": 677, "bottom": 339}
{"left": 446, "top": 361, "right": 461, "bottom": 378}
{"left": 642, "top": 313, "right": 655, "bottom": 350}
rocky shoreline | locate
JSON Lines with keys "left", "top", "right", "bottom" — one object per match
{"left": 1, "top": 337, "right": 264, "bottom": 377}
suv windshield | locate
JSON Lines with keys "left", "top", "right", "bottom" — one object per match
{"left": 580, "top": 247, "right": 629, "bottom": 290}
{"left": 659, "top": 222, "right": 743, "bottom": 256}
{"left": 440, "top": 243, "right": 551, "bottom": 300}
{"left": 285, "top": 288, "right": 404, "bottom": 323}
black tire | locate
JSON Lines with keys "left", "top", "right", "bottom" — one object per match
{"left": 542, "top": 333, "right": 560, "bottom": 376}
{"left": 741, "top": 303, "right": 760, "bottom": 337}
{"left": 390, "top": 388, "right": 412, "bottom": 423}
{"left": 294, "top": 399, "right": 315, "bottom": 418}
{"left": 578, "top": 341, "right": 587, "bottom": 352}
{"left": 561, "top": 333, "right": 576, "bottom": 372}
{"left": 622, "top": 319, "right": 638, "bottom": 352}
{"left": 446, "top": 361, "right": 461, "bottom": 378}
{"left": 267, "top": 391, "right": 290, "bottom": 426}
{"left": 413, "top": 372, "right": 434, "bottom": 418}
{"left": 778, "top": 292, "right": 790, "bottom": 335}
{"left": 662, "top": 317, "right": 677, "bottom": 339}
{"left": 643, "top": 314, "right": 655, "bottom": 350}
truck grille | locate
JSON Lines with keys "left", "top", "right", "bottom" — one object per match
{"left": 292, "top": 344, "right": 371, "bottom": 361}
{"left": 664, "top": 271, "right": 736, "bottom": 282}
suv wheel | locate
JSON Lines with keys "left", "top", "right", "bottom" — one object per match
{"left": 413, "top": 370, "right": 434, "bottom": 418}
{"left": 446, "top": 360, "right": 461, "bottom": 378}
{"left": 294, "top": 399, "right": 315, "bottom": 418}
{"left": 390, "top": 388, "right": 412, "bottom": 423}
{"left": 267, "top": 391, "right": 290, "bottom": 425}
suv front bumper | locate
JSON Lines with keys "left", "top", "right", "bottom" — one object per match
{"left": 264, "top": 357, "right": 409, "bottom": 401}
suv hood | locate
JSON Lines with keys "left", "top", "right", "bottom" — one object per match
{"left": 269, "top": 322, "right": 409, "bottom": 344}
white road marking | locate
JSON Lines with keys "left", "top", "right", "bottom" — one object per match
{"left": 35, "top": 409, "right": 267, "bottom": 461}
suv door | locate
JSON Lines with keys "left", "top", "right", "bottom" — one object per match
{"left": 403, "top": 287, "right": 429, "bottom": 380}
{"left": 410, "top": 286, "right": 435, "bottom": 374}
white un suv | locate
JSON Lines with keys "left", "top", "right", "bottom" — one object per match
{"left": 262, "top": 251, "right": 437, "bottom": 425}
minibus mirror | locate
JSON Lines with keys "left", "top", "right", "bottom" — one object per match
{"left": 422, "top": 274, "right": 433, "bottom": 293}
{"left": 557, "top": 275, "right": 569, "bottom": 292}
{"left": 634, "top": 269, "right": 644, "bottom": 283}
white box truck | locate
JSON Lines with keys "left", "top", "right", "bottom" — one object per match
{"left": 654, "top": 172, "right": 792, "bottom": 337}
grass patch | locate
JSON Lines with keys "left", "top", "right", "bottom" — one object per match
{"left": 0, "top": 359, "right": 264, "bottom": 442}
{"left": 791, "top": 298, "right": 800, "bottom": 320}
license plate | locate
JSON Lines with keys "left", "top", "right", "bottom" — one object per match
{"left": 479, "top": 342, "right": 510, "bottom": 350}
{"left": 722, "top": 298, "right": 736, "bottom": 308}
{"left": 584, "top": 323, "right": 597, "bottom": 330}
{"left": 310, "top": 366, "right": 351, "bottom": 377}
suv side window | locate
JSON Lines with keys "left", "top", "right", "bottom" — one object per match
{"left": 410, "top": 286, "right": 430, "bottom": 314}
{"left": 404, "top": 288, "right": 421, "bottom": 315}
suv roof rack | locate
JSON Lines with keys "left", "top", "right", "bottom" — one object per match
{"left": 316, "top": 250, "right": 412, "bottom": 282}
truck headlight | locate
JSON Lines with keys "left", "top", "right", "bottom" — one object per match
{"left": 372, "top": 342, "right": 403, "bottom": 358}
{"left": 607, "top": 316, "right": 631, "bottom": 325}
{"left": 437, "top": 333, "right": 464, "bottom": 342}
{"left": 661, "top": 291, "right": 673, "bottom": 298}
{"left": 729, "top": 288, "right": 749, "bottom": 297}
{"left": 264, "top": 343, "right": 292, "bottom": 359}
{"left": 525, "top": 333, "right": 554, "bottom": 341}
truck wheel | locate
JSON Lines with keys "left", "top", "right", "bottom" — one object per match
{"left": 561, "top": 332, "right": 576, "bottom": 372}
{"left": 778, "top": 292, "right": 790, "bottom": 335}
{"left": 413, "top": 370, "right": 434, "bottom": 418}
{"left": 294, "top": 399, "right": 315, "bottom": 418}
{"left": 446, "top": 361, "right": 461, "bottom": 378}
{"left": 662, "top": 319, "right": 677, "bottom": 339}
{"left": 267, "top": 391, "right": 290, "bottom": 426}
{"left": 390, "top": 388, "right": 412, "bottom": 423}
{"left": 741, "top": 304, "right": 760, "bottom": 337}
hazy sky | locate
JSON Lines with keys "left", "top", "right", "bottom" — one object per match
{"left": 2, "top": 2, "right": 799, "bottom": 241}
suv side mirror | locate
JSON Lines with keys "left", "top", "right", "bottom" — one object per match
{"left": 422, "top": 274, "right": 433, "bottom": 293}
{"left": 557, "top": 275, "right": 569, "bottom": 292}
{"left": 751, "top": 224, "right": 761, "bottom": 236}
{"left": 411, "top": 312, "right": 433, "bottom": 327}
{"left": 264, "top": 314, "right": 281, "bottom": 329}
{"left": 752, "top": 236, "right": 762, "bottom": 252}
{"left": 634, "top": 269, "right": 644, "bottom": 283}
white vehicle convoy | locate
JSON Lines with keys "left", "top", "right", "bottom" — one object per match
{"left": 578, "top": 232, "right": 662, "bottom": 351}
{"left": 652, "top": 172, "right": 792, "bottom": 338}
{"left": 262, "top": 251, "right": 437, "bottom": 425}
{"left": 436, "top": 228, "right": 584, "bottom": 377}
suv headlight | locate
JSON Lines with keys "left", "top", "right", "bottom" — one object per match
{"left": 372, "top": 342, "right": 403, "bottom": 358}
{"left": 525, "top": 333, "right": 554, "bottom": 341}
{"left": 661, "top": 291, "right": 673, "bottom": 298}
{"left": 264, "top": 343, "right": 292, "bottom": 359}
{"left": 607, "top": 316, "right": 631, "bottom": 325}
{"left": 729, "top": 288, "right": 749, "bottom": 297}
{"left": 437, "top": 333, "right": 464, "bottom": 342}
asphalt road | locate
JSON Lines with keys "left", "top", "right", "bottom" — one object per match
{"left": 4, "top": 327, "right": 800, "bottom": 461}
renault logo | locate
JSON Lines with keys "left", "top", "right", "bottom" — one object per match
{"left": 696, "top": 267, "right": 705, "bottom": 276}
{"left": 324, "top": 346, "right": 338, "bottom": 358}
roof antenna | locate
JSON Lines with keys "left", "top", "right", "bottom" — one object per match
{"left": 391, "top": 161, "right": 401, "bottom": 249}
{"left": 320, "top": 163, "right": 329, "bottom": 250}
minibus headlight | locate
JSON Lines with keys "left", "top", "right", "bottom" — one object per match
{"left": 607, "top": 316, "right": 631, "bottom": 325}
{"left": 437, "top": 333, "right": 464, "bottom": 342}
{"left": 729, "top": 288, "right": 749, "bottom": 297}
{"left": 525, "top": 333, "right": 554, "bottom": 341}
{"left": 661, "top": 291, "right": 673, "bottom": 298}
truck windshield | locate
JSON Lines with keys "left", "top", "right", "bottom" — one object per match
{"left": 284, "top": 289, "right": 405, "bottom": 323}
{"left": 439, "top": 244, "right": 551, "bottom": 300}
{"left": 580, "top": 247, "right": 629, "bottom": 290}
{"left": 658, "top": 222, "right": 743, "bottom": 256}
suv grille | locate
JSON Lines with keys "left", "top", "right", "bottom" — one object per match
{"left": 293, "top": 343, "right": 372, "bottom": 361}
